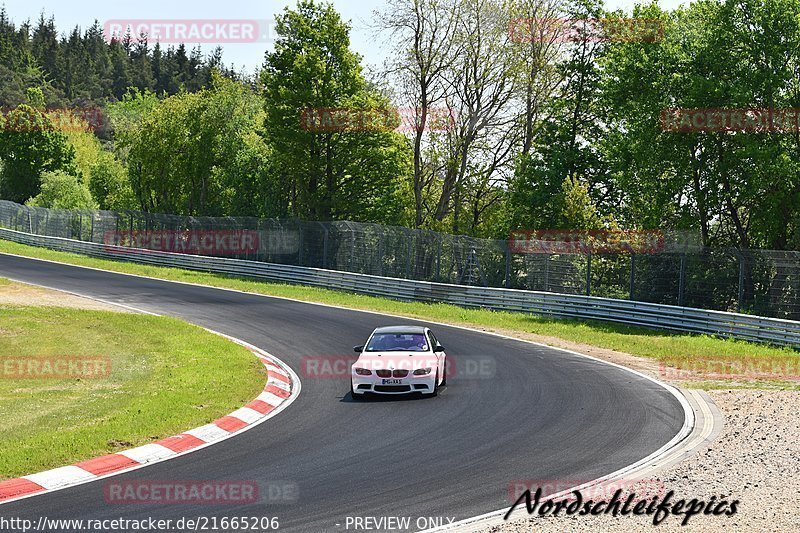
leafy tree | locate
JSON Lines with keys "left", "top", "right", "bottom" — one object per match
{"left": 262, "top": 0, "right": 412, "bottom": 224}
{"left": 0, "top": 96, "right": 75, "bottom": 203}
{"left": 54, "top": 110, "right": 132, "bottom": 210}
{"left": 0, "top": 11, "right": 241, "bottom": 109}
{"left": 88, "top": 154, "right": 134, "bottom": 210}
{"left": 26, "top": 170, "right": 97, "bottom": 209}
{"left": 378, "top": 0, "right": 460, "bottom": 228}
{"left": 119, "top": 73, "right": 275, "bottom": 216}
{"left": 601, "top": 0, "right": 800, "bottom": 249}
{"left": 508, "top": 0, "right": 612, "bottom": 233}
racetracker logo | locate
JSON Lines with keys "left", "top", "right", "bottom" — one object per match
{"left": 103, "top": 481, "right": 261, "bottom": 505}
{"left": 302, "top": 356, "right": 358, "bottom": 379}
{"left": 444, "top": 355, "right": 496, "bottom": 380}
{"left": 0, "top": 356, "right": 111, "bottom": 379}
{"left": 103, "top": 231, "right": 260, "bottom": 257}
{"left": 509, "top": 17, "right": 663, "bottom": 43}
{"left": 304, "top": 355, "right": 495, "bottom": 380}
{"left": 661, "top": 108, "right": 800, "bottom": 133}
{"left": 300, "top": 107, "right": 456, "bottom": 134}
{"left": 660, "top": 358, "right": 800, "bottom": 382}
{"left": 508, "top": 229, "right": 665, "bottom": 254}
{"left": 103, "top": 20, "right": 274, "bottom": 44}
{"left": 0, "top": 107, "right": 105, "bottom": 133}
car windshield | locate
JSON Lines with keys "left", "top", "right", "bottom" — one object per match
{"left": 366, "top": 333, "right": 429, "bottom": 352}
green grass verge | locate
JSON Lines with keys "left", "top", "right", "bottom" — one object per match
{"left": 0, "top": 238, "right": 798, "bottom": 391}
{"left": 0, "top": 303, "right": 265, "bottom": 479}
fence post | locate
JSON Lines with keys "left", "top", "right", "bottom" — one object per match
{"left": 737, "top": 252, "right": 745, "bottom": 312}
{"left": 436, "top": 235, "right": 442, "bottom": 282}
{"left": 406, "top": 230, "right": 413, "bottom": 279}
{"left": 349, "top": 224, "right": 356, "bottom": 271}
{"left": 678, "top": 253, "right": 687, "bottom": 306}
{"left": 322, "top": 224, "right": 329, "bottom": 269}
{"left": 586, "top": 253, "right": 592, "bottom": 296}
{"left": 505, "top": 246, "right": 511, "bottom": 289}
{"left": 297, "top": 220, "right": 304, "bottom": 266}
{"left": 544, "top": 255, "right": 550, "bottom": 291}
{"left": 377, "top": 227, "right": 384, "bottom": 277}
{"left": 629, "top": 254, "right": 636, "bottom": 300}
{"left": 265, "top": 220, "right": 274, "bottom": 264}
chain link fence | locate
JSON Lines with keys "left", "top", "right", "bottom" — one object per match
{"left": 2, "top": 199, "right": 799, "bottom": 320}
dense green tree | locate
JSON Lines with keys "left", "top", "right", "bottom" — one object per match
{"left": 0, "top": 92, "right": 75, "bottom": 203}
{"left": 0, "top": 12, "right": 241, "bottom": 108}
{"left": 602, "top": 0, "right": 800, "bottom": 249}
{"left": 508, "top": 0, "right": 612, "bottom": 232}
{"left": 26, "top": 169, "right": 97, "bottom": 209}
{"left": 87, "top": 154, "right": 134, "bottom": 210}
{"left": 115, "top": 73, "right": 275, "bottom": 216}
{"left": 57, "top": 112, "right": 132, "bottom": 210}
{"left": 261, "top": 0, "right": 411, "bottom": 224}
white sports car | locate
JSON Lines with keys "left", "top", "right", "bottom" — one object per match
{"left": 350, "top": 325, "right": 447, "bottom": 399}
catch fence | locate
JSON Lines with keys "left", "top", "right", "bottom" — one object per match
{"left": 1, "top": 199, "right": 799, "bottom": 320}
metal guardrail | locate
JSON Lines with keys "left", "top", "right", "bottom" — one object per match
{"left": 1, "top": 226, "right": 799, "bottom": 348}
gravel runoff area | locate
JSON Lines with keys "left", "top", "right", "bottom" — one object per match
{"left": 489, "top": 390, "right": 800, "bottom": 532}
{"left": 476, "top": 325, "right": 800, "bottom": 532}
{"left": 0, "top": 278, "right": 128, "bottom": 311}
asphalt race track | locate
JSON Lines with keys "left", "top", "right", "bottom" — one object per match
{"left": 0, "top": 253, "right": 685, "bottom": 532}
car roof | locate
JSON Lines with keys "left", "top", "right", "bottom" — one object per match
{"left": 372, "top": 325, "right": 428, "bottom": 334}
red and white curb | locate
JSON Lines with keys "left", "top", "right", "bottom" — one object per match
{"left": 0, "top": 335, "right": 300, "bottom": 505}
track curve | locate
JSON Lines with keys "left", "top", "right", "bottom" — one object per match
{"left": 0, "top": 253, "right": 685, "bottom": 532}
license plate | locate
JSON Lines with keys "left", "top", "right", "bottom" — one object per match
{"left": 381, "top": 379, "right": 402, "bottom": 385}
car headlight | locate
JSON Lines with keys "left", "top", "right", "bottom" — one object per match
{"left": 354, "top": 368, "right": 372, "bottom": 376}
{"left": 413, "top": 368, "right": 432, "bottom": 375}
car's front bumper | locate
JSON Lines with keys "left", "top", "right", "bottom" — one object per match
{"left": 352, "top": 374, "right": 436, "bottom": 395}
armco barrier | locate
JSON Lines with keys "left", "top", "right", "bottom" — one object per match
{"left": 1, "top": 226, "right": 799, "bottom": 348}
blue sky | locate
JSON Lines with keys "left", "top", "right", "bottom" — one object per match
{"left": 1, "top": 0, "right": 685, "bottom": 75}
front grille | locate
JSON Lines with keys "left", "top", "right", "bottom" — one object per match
{"left": 374, "top": 385, "right": 412, "bottom": 393}
{"left": 392, "top": 369, "right": 409, "bottom": 377}
{"left": 376, "top": 370, "right": 392, "bottom": 378}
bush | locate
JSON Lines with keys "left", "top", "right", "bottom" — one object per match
{"left": 26, "top": 170, "right": 98, "bottom": 210}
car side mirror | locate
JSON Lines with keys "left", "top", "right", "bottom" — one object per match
{"left": 434, "top": 344, "right": 445, "bottom": 352}
{"left": 353, "top": 345, "right": 364, "bottom": 353}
